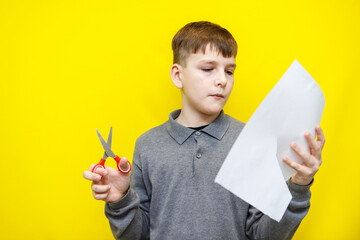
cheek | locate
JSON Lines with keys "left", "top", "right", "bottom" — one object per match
{"left": 226, "top": 80, "right": 234, "bottom": 91}
{"left": 184, "top": 82, "right": 204, "bottom": 99}
{"left": 192, "top": 78, "right": 209, "bottom": 92}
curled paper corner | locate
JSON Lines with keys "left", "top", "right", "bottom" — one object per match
{"left": 273, "top": 59, "right": 325, "bottom": 180}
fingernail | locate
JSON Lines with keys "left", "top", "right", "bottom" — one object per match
{"left": 291, "top": 142, "right": 296, "bottom": 147}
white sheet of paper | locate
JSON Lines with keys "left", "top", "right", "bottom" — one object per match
{"left": 215, "top": 59, "right": 325, "bottom": 222}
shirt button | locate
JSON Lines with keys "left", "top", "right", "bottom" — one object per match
{"left": 196, "top": 152, "right": 202, "bottom": 159}
{"left": 195, "top": 131, "right": 201, "bottom": 136}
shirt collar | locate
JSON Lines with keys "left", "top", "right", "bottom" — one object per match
{"left": 166, "top": 109, "right": 231, "bottom": 145}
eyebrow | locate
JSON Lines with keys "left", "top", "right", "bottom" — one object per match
{"left": 198, "top": 60, "right": 236, "bottom": 68}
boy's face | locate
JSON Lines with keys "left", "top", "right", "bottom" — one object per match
{"left": 177, "top": 44, "right": 236, "bottom": 120}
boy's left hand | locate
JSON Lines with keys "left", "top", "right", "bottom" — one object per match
{"left": 283, "top": 125, "right": 326, "bottom": 186}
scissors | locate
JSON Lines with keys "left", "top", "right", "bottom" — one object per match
{"left": 91, "top": 127, "right": 131, "bottom": 174}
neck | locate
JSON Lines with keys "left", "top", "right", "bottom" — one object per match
{"left": 175, "top": 108, "right": 221, "bottom": 127}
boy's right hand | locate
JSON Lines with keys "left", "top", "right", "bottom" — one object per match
{"left": 83, "top": 157, "right": 131, "bottom": 203}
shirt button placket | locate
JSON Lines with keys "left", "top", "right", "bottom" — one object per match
{"left": 195, "top": 132, "right": 202, "bottom": 159}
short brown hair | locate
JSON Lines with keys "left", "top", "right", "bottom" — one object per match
{"left": 172, "top": 21, "right": 237, "bottom": 66}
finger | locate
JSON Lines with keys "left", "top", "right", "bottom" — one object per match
{"left": 89, "top": 164, "right": 109, "bottom": 175}
{"left": 94, "top": 166, "right": 108, "bottom": 176}
{"left": 83, "top": 170, "right": 101, "bottom": 182}
{"left": 92, "top": 184, "right": 111, "bottom": 194}
{"left": 315, "top": 125, "right": 325, "bottom": 148}
{"left": 89, "top": 164, "right": 96, "bottom": 171}
{"left": 304, "top": 131, "right": 321, "bottom": 158}
{"left": 93, "top": 191, "right": 109, "bottom": 201}
{"left": 283, "top": 156, "right": 305, "bottom": 173}
{"left": 119, "top": 157, "right": 131, "bottom": 173}
{"left": 290, "top": 142, "right": 314, "bottom": 166}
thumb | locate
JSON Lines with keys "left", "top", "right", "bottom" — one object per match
{"left": 118, "top": 156, "right": 131, "bottom": 173}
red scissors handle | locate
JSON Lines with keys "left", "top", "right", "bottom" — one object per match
{"left": 91, "top": 159, "right": 106, "bottom": 173}
{"left": 114, "top": 155, "right": 132, "bottom": 174}
{"left": 91, "top": 157, "right": 131, "bottom": 174}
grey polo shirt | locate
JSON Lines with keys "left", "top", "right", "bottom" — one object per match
{"left": 105, "top": 110, "right": 312, "bottom": 240}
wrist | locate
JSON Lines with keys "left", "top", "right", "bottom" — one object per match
{"left": 108, "top": 187, "right": 130, "bottom": 203}
{"left": 107, "top": 188, "right": 132, "bottom": 210}
{"left": 291, "top": 176, "right": 313, "bottom": 186}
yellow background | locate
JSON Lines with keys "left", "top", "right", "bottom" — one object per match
{"left": 1, "top": 0, "right": 359, "bottom": 239}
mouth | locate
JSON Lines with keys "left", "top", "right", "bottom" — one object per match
{"left": 210, "top": 94, "right": 224, "bottom": 99}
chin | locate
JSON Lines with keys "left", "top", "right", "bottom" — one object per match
{"left": 202, "top": 105, "right": 224, "bottom": 116}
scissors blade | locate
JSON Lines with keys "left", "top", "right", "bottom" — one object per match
{"left": 96, "top": 129, "right": 110, "bottom": 150}
{"left": 107, "top": 127, "right": 112, "bottom": 149}
{"left": 96, "top": 128, "right": 115, "bottom": 158}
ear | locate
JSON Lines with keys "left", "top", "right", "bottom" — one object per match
{"left": 170, "top": 63, "right": 183, "bottom": 89}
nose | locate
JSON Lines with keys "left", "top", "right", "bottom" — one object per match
{"left": 215, "top": 71, "right": 227, "bottom": 87}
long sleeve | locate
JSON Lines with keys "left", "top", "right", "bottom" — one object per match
{"left": 104, "top": 140, "right": 151, "bottom": 240}
{"left": 245, "top": 179, "right": 312, "bottom": 240}
{"left": 103, "top": 112, "right": 313, "bottom": 239}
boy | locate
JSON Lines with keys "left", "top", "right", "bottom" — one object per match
{"left": 83, "top": 21, "right": 325, "bottom": 239}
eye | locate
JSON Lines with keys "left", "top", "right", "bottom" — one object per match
{"left": 226, "top": 70, "right": 234, "bottom": 75}
{"left": 202, "top": 68, "right": 213, "bottom": 72}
